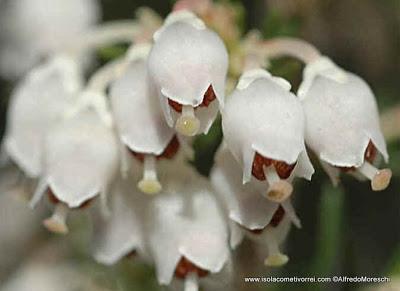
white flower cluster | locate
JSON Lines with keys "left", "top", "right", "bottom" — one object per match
{"left": 0, "top": 3, "right": 391, "bottom": 291}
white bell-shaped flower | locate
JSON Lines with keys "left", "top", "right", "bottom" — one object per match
{"left": 30, "top": 108, "right": 119, "bottom": 234}
{"left": 245, "top": 215, "right": 292, "bottom": 267}
{"left": 3, "top": 56, "right": 83, "bottom": 178}
{"left": 144, "top": 163, "right": 230, "bottom": 291}
{"left": 110, "top": 48, "right": 177, "bottom": 195}
{"left": 0, "top": 0, "right": 100, "bottom": 79}
{"left": 211, "top": 145, "right": 299, "bottom": 267}
{"left": 299, "top": 57, "right": 391, "bottom": 191}
{"left": 147, "top": 10, "right": 229, "bottom": 136}
{"left": 222, "top": 69, "right": 314, "bottom": 203}
{"left": 92, "top": 175, "right": 147, "bottom": 265}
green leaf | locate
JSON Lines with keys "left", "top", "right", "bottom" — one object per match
{"left": 97, "top": 45, "right": 129, "bottom": 62}
{"left": 191, "top": 116, "right": 223, "bottom": 176}
{"left": 309, "top": 184, "right": 345, "bottom": 290}
{"left": 263, "top": 9, "right": 301, "bottom": 38}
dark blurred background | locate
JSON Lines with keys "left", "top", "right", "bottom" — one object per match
{"left": 0, "top": 1, "right": 399, "bottom": 291}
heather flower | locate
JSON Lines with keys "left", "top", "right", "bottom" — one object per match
{"left": 299, "top": 57, "right": 391, "bottom": 191}
{"left": 109, "top": 45, "right": 177, "bottom": 194}
{"left": 30, "top": 109, "right": 119, "bottom": 234}
{"left": 92, "top": 175, "right": 146, "bottom": 265}
{"left": 222, "top": 69, "right": 314, "bottom": 202}
{"left": 2, "top": 56, "right": 83, "bottom": 178}
{"left": 144, "top": 164, "right": 230, "bottom": 291}
{"left": 148, "top": 10, "right": 229, "bottom": 136}
{"left": 211, "top": 146, "right": 300, "bottom": 267}
{"left": 0, "top": 0, "right": 100, "bottom": 79}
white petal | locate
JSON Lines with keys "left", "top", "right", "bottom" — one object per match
{"left": 201, "top": 259, "right": 234, "bottom": 290}
{"left": 211, "top": 147, "right": 280, "bottom": 230}
{"left": 320, "top": 160, "right": 340, "bottom": 186}
{"left": 222, "top": 72, "right": 307, "bottom": 180}
{"left": 145, "top": 190, "right": 185, "bottom": 285}
{"left": 228, "top": 220, "right": 245, "bottom": 249}
{"left": 4, "top": 56, "right": 82, "bottom": 177}
{"left": 301, "top": 70, "right": 388, "bottom": 167}
{"left": 179, "top": 178, "right": 229, "bottom": 273}
{"left": 281, "top": 200, "right": 301, "bottom": 229}
{"left": 93, "top": 177, "right": 146, "bottom": 265}
{"left": 246, "top": 215, "right": 291, "bottom": 244}
{"left": 290, "top": 150, "right": 315, "bottom": 181}
{"left": 110, "top": 58, "right": 175, "bottom": 155}
{"left": 43, "top": 109, "right": 119, "bottom": 208}
{"left": 0, "top": 0, "right": 100, "bottom": 78}
{"left": 146, "top": 164, "right": 229, "bottom": 284}
{"left": 148, "top": 13, "right": 228, "bottom": 107}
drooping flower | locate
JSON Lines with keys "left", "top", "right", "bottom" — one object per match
{"left": 147, "top": 10, "right": 229, "bottom": 136}
{"left": 211, "top": 145, "right": 300, "bottom": 267}
{"left": 222, "top": 69, "right": 314, "bottom": 202}
{"left": 2, "top": 56, "right": 83, "bottom": 178}
{"left": 109, "top": 45, "right": 180, "bottom": 195}
{"left": 92, "top": 175, "right": 147, "bottom": 265}
{"left": 299, "top": 57, "right": 391, "bottom": 191}
{"left": 0, "top": 0, "right": 100, "bottom": 79}
{"left": 30, "top": 108, "right": 119, "bottom": 234}
{"left": 144, "top": 163, "right": 230, "bottom": 291}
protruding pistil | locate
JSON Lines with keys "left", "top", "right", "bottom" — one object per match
{"left": 43, "top": 203, "right": 69, "bottom": 234}
{"left": 357, "top": 161, "right": 392, "bottom": 191}
{"left": 264, "top": 166, "right": 293, "bottom": 202}
{"left": 175, "top": 105, "right": 200, "bottom": 136}
{"left": 264, "top": 227, "right": 289, "bottom": 267}
{"left": 138, "top": 155, "right": 162, "bottom": 194}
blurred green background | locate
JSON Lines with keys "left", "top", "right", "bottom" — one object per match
{"left": 0, "top": 0, "right": 399, "bottom": 291}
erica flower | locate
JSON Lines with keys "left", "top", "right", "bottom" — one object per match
{"left": 3, "top": 56, "right": 83, "bottom": 178}
{"left": 144, "top": 164, "right": 230, "bottom": 291}
{"left": 211, "top": 146, "right": 300, "bottom": 267}
{"left": 299, "top": 57, "right": 391, "bottom": 191}
{"left": 147, "top": 10, "right": 229, "bottom": 136}
{"left": 109, "top": 45, "right": 178, "bottom": 195}
{"left": 30, "top": 109, "right": 119, "bottom": 234}
{"left": 92, "top": 175, "right": 146, "bottom": 266}
{"left": 0, "top": 0, "right": 100, "bottom": 79}
{"left": 222, "top": 69, "right": 314, "bottom": 202}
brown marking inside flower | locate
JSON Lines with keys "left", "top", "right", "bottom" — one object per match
{"left": 168, "top": 85, "right": 217, "bottom": 113}
{"left": 174, "top": 257, "right": 209, "bottom": 279}
{"left": 252, "top": 152, "right": 296, "bottom": 181}
{"left": 249, "top": 206, "right": 286, "bottom": 235}
{"left": 47, "top": 189, "right": 93, "bottom": 210}
{"left": 339, "top": 141, "right": 377, "bottom": 172}
{"left": 125, "top": 250, "right": 137, "bottom": 259}
{"left": 130, "top": 135, "right": 180, "bottom": 162}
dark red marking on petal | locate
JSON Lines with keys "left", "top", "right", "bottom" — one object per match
{"left": 167, "top": 85, "right": 217, "bottom": 113}
{"left": 199, "top": 85, "right": 217, "bottom": 107}
{"left": 339, "top": 141, "right": 377, "bottom": 172}
{"left": 248, "top": 206, "right": 286, "bottom": 235}
{"left": 130, "top": 135, "right": 180, "bottom": 163}
{"left": 168, "top": 98, "right": 183, "bottom": 112}
{"left": 174, "top": 257, "right": 209, "bottom": 279}
{"left": 125, "top": 250, "right": 137, "bottom": 259}
{"left": 252, "top": 152, "right": 296, "bottom": 181}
